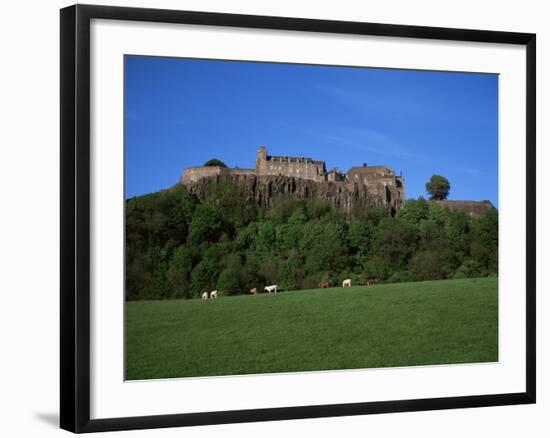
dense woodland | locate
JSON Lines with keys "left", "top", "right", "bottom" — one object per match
{"left": 126, "top": 182, "right": 498, "bottom": 301}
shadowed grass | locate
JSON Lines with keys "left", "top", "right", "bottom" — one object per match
{"left": 125, "top": 277, "right": 498, "bottom": 380}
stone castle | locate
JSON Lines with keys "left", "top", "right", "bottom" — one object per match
{"left": 181, "top": 146, "right": 406, "bottom": 215}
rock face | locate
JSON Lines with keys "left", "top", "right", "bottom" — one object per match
{"left": 436, "top": 200, "right": 495, "bottom": 218}
{"left": 181, "top": 146, "right": 406, "bottom": 216}
{"left": 182, "top": 173, "right": 403, "bottom": 216}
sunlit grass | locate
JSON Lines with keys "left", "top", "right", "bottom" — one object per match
{"left": 125, "top": 277, "right": 498, "bottom": 380}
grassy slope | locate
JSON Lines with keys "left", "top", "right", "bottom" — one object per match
{"left": 125, "top": 277, "right": 498, "bottom": 380}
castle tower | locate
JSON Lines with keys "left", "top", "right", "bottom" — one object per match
{"left": 256, "top": 146, "right": 267, "bottom": 173}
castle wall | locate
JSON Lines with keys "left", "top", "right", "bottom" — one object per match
{"left": 228, "top": 168, "right": 255, "bottom": 177}
{"left": 257, "top": 157, "right": 325, "bottom": 182}
{"left": 326, "top": 171, "right": 345, "bottom": 182}
{"left": 348, "top": 166, "right": 395, "bottom": 185}
{"left": 181, "top": 166, "right": 223, "bottom": 185}
{"left": 346, "top": 166, "right": 405, "bottom": 212}
{"left": 256, "top": 146, "right": 327, "bottom": 182}
{"left": 181, "top": 166, "right": 254, "bottom": 185}
{"left": 436, "top": 200, "right": 494, "bottom": 217}
{"left": 181, "top": 147, "right": 406, "bottom": 214}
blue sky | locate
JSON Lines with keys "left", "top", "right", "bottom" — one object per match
{"left": 125, "top": 55, "right": 498, "bottom": 205}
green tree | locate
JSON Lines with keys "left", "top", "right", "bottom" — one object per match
{"left": 453, "top": 258, "right": 483, "bottom": 279}
{"left": 371, "top": 218, "right": 417, "bottom": 272}
{"left": 398, "top": 197, "right": 429, "bottom": 226}
{"left": 187, "top": 204, "right": 228, "bottom": 245}
{"left": 364, "top": 254, "right": 392, "bottom": 281}
{"left": 255, "top": 221, "right": 277, "bottom": 252}
{"left": 143, "top": 246, "right": 169, "bottom": 298}
{"left": 162, "top": 186, "right": 198, "bottom": 247}
{"left": 217, "top": 253, "right": 244, "bottom": 294}
{"left": 418, "top": 219, "right": 447, "bottom": 250}
{"left": 366, "top": 207, "right": 390, "bottom": 227}
{"left": 259, "top": 254, "right": 281, "bottom": 284}
{"left": 166, "top": 245, "right": 196, "bottom": 298}
{"left": 234, "top": 222, "right": 258, "bottom": 251}
{"left": 268, "top": 198, "right": 313, "bottom": 224}
{"left": 348, "top": 220, "right": 375, "bottom": 256}
{"left": 426, "top": 174, "right": 451, "bottom": 200}
{"left": 204, "top": 181, "right": 257, "bottom": 228}
{"left": 427, "top": 201, "right": 448, "bottom": 225}
{"left": 445, "top": 209, "right": 471, "bottom": 256}
{"left": 275, "top": 210, "right": 306, "bottom": 253}
{"left": 409, "top": 250, "right": 450, "bottom": 280}
{"left": 470, "top": 208, "right": 498, "bottom": 273}
{"left": 304, "top": 222, "right": 348, "bottom": 275}
{"left": 280, "top": 250, "right": 306, "bottom": 291}
{"left": 126, "top": 256, "right": 154, "bottom": 300}
{"left": 190, "top": 245, "right": 223, "bottom": 295}
{"left": 203, "top": 158, "right": 227, "bottom": 167}
{"left": 304, "top": 198, "right": 332, "bottom": 221}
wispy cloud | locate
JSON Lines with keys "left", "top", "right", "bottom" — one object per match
{"left": 312, "top": 82, "right": 488, "bottom": 124}
{"left": 294, "top": 123, "right": 432, "bottom": 165}
{"left": 312, "top": 83, "right": 426, "bottom": 119}
{"left": 324, "top": 129, "right": 411, "bottom": 160}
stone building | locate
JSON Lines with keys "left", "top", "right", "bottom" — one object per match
{"left": 255, "top": 146, "right": 327, "bottom": 182}
{"left": 181, "top": 146, "right": 406, "bottom": 215}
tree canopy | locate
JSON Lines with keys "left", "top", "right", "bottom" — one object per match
{"left": 203, "top": 158, "right": 227, "bottom": 168}
{"left": 125, "top": 183, "right": 497, "bottom": 301}
{"left": 426, "top": 174, "right": 451, "bottom": 200}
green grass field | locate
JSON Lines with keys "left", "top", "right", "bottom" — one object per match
{"left": 125, "top": 277, "right": 498, "bottom": 380}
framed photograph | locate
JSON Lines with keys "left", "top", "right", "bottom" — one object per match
{"left": 60, "top": 4, "right": 536, "bottom": 433}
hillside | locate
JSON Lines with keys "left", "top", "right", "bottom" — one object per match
{"left": 125, "top": 277, "right": 498, "bottom": 380}
{"left": 125, "top": 185, "right": 498, "bottom": 301}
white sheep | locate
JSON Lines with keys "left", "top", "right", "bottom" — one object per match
{"left": 264, "top": 285, "right": 278, "bottom": 294}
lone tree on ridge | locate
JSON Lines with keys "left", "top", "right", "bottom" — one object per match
{"left": 204, "top": 159, "right": 227, "bottom": 168}
{"left": 425, "top": 174, "right": 450, "bottom": 200}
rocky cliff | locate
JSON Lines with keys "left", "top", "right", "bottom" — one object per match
{"left": 181, "top": 173, "right": 403, "bottom": 216}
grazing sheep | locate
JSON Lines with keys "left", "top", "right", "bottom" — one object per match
{"left": 342, "top": 278, "right": 352, "bottom": 288}
{"left": 264, "top": 285, "right": 278, "bottom": 294}
{"left": 201, "top": 291, "right": 208, "bottom": 300}
{"left": 367, "top": 278, "right": 377, "bottom": 286}
{"left": 319, "top": 281, "right": 330, "bottom": 289}
{"left": 210, "top": 290, "right": 218, "bottom": 299}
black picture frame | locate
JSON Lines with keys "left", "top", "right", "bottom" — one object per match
{"left": 60, "top": 4, "right": 536, "bottom": 433}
